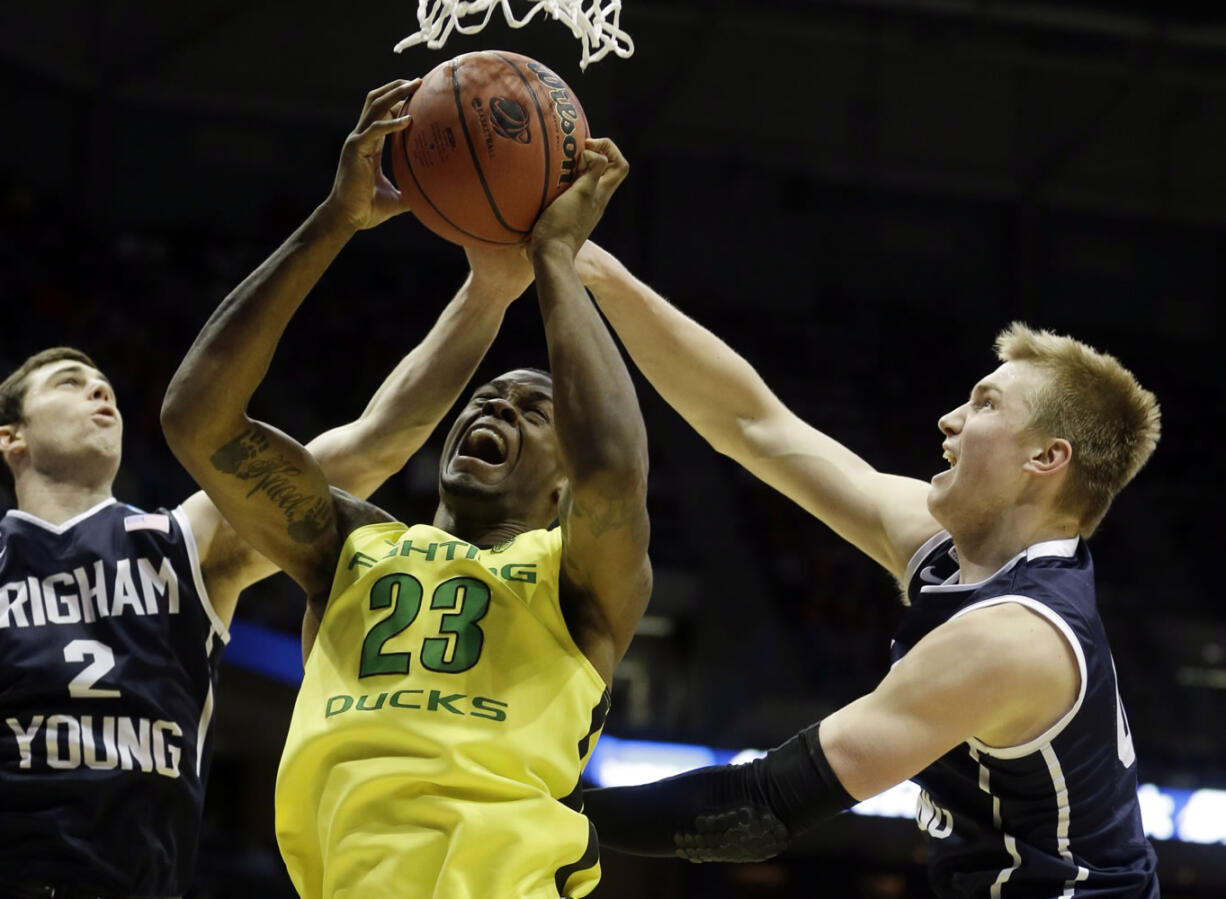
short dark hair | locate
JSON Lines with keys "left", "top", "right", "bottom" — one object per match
{"left": 0, "top": 347, "right": 100, "bottom": 426}
{"left": 0, "top": 347, "right": 100, "bottom": 495}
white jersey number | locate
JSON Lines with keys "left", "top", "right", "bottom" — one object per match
{"left": 63, "top": 639, "right": 122, "bottom": 699}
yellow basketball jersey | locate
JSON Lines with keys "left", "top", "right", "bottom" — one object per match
{"left": 274, "top": 522, "right": 610, "bottom": 899}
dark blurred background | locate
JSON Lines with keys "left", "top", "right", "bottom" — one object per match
{"left": 2, "top": 1, "right": 1224, "bottom": 896}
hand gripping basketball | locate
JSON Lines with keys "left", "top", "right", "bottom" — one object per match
{"left": 326, "top": 79, "right": 422, "bottom": 231}
{"left": 530, "top": 137, "right": 628, "bottom": 256}
{"left": 391, "top": 51, "right": 590, "bottom": 247}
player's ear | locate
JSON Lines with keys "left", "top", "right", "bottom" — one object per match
{"left": 0, "top": 423, "right": 22, "bottom": 451}
{"left": 0, "top": 423, "right": 26, "bottom": 468}
{"left": 1025, "top": 437, "right": 1072, "bottom": 476}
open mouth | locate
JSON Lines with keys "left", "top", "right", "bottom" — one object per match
{"left": 943, "top": 449, "right": 958, "bottom": 468}
{"left": 458, "top": 426, "right": 508, "bottom": 465}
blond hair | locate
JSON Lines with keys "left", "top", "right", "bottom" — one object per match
{"left": 996, "top": 323, "right": 1160, "bottom": 537}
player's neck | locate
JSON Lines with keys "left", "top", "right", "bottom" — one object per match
{"left": 15, "top": 475, "right": 115, "bottom": 526}
{"left": 951, "top": 514, "right": 1078, "bottom": 584}
{"left": 431, "top": 503, "right": 544, "bottom": 548}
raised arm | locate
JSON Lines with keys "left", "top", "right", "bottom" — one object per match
{"left": 162, "top": 81, "right": 419, "bottom": 597}
{"left": 576, "top": 242, "right": 938, "bottom": 578}
{"left": 530, "top": 141, "right": 651, "bottom": 685}
{"left": 181, "top": 242, "right": 529, "bottom": 623}
{"left": 304, "top": 244, "right": 531, "bottom": 499}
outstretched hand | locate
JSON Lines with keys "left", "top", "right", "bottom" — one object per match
{"left": 530, "top": 137, "right": 629, "bottom": 258}
{"left": 324, "top": 79, "right": 420, "bottom": 231}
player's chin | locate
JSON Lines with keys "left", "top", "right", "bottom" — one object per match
{"left": 925, "top": 478, "right": 952, "bottom": 518}
{"left": 440, "top": 462, "right": 508, "bottom": 497}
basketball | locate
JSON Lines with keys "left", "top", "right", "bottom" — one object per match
{"left": 391, "top": 50, "right": 589, "bottom": 247}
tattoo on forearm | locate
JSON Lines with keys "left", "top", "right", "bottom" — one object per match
{"left": 210, "top": 429, "right": 331, "bottom": 543}
{"left": 571, "top": 494, "right": 633, "bottom": 539}
{"left": 564, "top": 482, "right": 645, "bottom": 542}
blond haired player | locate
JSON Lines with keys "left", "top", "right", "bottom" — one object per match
{"left": 576, "top": 244, "right": 1161, "bottom": 898}
{"left": 161, "top": 80, "right": 650, "bottom": 899}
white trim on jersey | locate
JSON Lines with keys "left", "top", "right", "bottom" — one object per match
{"left": 170, "top": 505, "right": 230, "bottom": 647}
{"left": 1027, "top": 537, "right": 1079, "bottom": 561}
{"left": 950, "top": 595, "right": 1089, "bottom": 760}
{"left": 1040, "top": 743, "right": 1092, "bottom": 896}
{"left": 4, "top": 497, "right": 118, "bottom": 534}
{"left": 901, "top": 529, "right": 954, "bottom": 605}
{"left": 916, "top": 535, "right": 1081, "bottom": 596}
{"left": 197, "top": 682, "right": 216, "bottom": 778}
{"left": 969, "top": 746, "right": 1023, "bottom": 899}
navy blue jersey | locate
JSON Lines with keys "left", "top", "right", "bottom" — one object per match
{"left": 894, "top": 531, "right": 1158, "bottom": 898}
{"left": 0, "top": 498, "right": 228, "bottom": 895}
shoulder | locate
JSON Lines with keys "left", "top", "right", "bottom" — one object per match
{"left": 925, "top": 600, "right": 1082, "bottom": 747}
{"left": 331, "top": 487, "right": 396, "bottom": 542}
{"left": 894, "top": 600, "right": 1081, "bottom": 716}
{"left": 944, "top": 602, "right": 1073, "bottom": 666}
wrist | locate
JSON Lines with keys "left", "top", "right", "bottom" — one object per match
{"left": 313, "top": 197, "right": 363, "bottom": 239}
{"left": 463, "top": 273, "right": 521, "bottom": 310}
{"left": 531, "top": 239, "right": 578, "bottom": 268}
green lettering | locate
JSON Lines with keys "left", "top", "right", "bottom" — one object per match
{"left": 348, "top": 552, "right": 378, "bottom": 570}
{"left": 437, "top": 540, "right": 470, "bottom": 561}
{"left": 390, "top": 689, "right": 422, "bottom": 709}
{"left": 501, "top": 563, "right": 537, "bottom": 584}
{"left": 471, "top": 696, "right": 509, "bottom": 722}
{"left": 356, "top": 692, "right": 387, "bottom": 711}
{"left": 428, "top": 690, "right": 466, "bottom": 715}
{"left": 326, "top": 695, "right": 353, "bottom": 717}
{"left": 399, "top": 540, "right": 437, "bottom": 561}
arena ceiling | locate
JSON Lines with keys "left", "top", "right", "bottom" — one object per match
{"left": 4, "top": 1, "right": 1226, "bottom": 232}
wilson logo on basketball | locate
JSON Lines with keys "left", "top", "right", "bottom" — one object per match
{"left": 488, "top": 97, "right": 531, "bottom": 144}
{"left": 525, "top": 62, "right": 581, "bottom": 185}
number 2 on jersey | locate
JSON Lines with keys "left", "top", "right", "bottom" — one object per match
{"left": 359, "top": 574, "right": 490, "bottom": 677}
{"left": 63, "top": 639, "right": 122, "bottom": 698}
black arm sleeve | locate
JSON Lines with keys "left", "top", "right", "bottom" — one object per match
{"left": 582, "top": 721, "right": 856, "bottom": 862}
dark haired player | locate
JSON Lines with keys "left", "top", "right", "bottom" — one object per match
{"left": 0, "top": 130, "right": 535, "bottom": 898}
{"left": 160, "top": 82, "right": 651, "bottom": 898}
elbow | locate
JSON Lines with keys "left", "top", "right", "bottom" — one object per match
{"left": 159, "top": 380, "right": 193, "bottom": 450}
{"left": 159, "top": 372, "right": 232, "bottom": 462}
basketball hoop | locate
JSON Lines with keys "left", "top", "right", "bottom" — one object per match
{"left": 393, "top": 0, "right": 634, "bottom": 70}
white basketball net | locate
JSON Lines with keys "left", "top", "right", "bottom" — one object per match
{"left": 393, "top": 0, "right": 634, "bottom": 69}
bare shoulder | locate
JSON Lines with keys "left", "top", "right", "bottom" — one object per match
{"left": 330, "top": 486, "right": 396, "bottom": 536}
{"left": 820, "top": 598, "right": 1083, "bottom": 799}
{"left": 926, "top": 601, "right": 1082, "bottom": 746}
{"left": 304, "top": 487, "right": 396, "bottom": 615}
{"left": 944, "top": 601, "right": 1079, "bottom": 674}
{"left": 177, "top": 490, "right": 273, "bottom": 627}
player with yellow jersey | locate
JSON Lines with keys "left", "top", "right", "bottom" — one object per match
{"left": 276, "top": 523, "right": 610, "bottom": 897}
{"left": 161, "top": 79, "right": 651, "bottom": 899}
